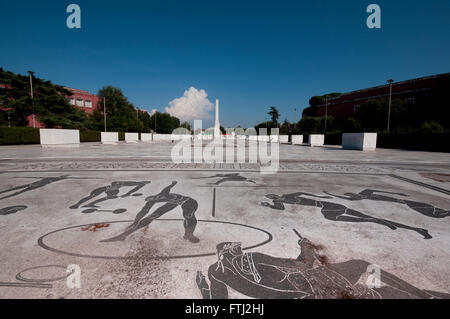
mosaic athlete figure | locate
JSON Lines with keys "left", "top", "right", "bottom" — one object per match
{"left": 101, "top": 181, "right": 199, "bottom": 243}
{"left": 69, "top": 181, "right": 151, "bottom": 209}
{"left": 324, "top": 189, "right": 449, "bottom": 219}
{"left": 0, "top": 205, "right": 27, "bottom": 216}
{"left": 194, "top": 173, "right": 256, "bottom": 185}
{"left": 0, "top": 175, "right": 72, "bottom": 200}
{"left": 261, "top": 192, "right": 431, "bottom": 239}
{"left": 196, "top": 230, "right": 449, "bottom": 299}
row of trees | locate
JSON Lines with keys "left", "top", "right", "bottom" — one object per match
{"left": 0, "top": 68, "right": 184, "bottom": 134}
{"left": 297, "top": 76, "right": 450, "bottom": 134}
{"left": 254, "top": 75, "right": 449, "bottom": 135}
{"left": 0, "top": 68, "right": 87, "bottom": 128}
{"left": 86, "top": 86, "right": 183, "bottom": 134}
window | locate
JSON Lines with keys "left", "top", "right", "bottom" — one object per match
{"left": 85, "top": 100, "right": 92, "bottom": 108}
{"left": 405, "top": 97, "right": 415, "bottom": 105}
{"left": 353, "top": 104, "right": 360, "bottom": 112}
{"left": 76, "top": 98, "right": 84, "bottom": 107}
{"left": 69, "top": 98, "right": 75, "bottom": 105}
{"left": 0, "top": 85, "right": 7, "bottom": 105}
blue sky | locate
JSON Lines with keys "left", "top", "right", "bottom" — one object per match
{"left": 1, "top": 0, "right": 449, "bottom": 128}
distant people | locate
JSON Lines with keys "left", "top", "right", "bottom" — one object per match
{"left": 196, "top": 230, "right": 449, "bottom": 299}
{"left": 325, "top": 189, "right": 449, "bottom": 219}
{"left": 102, "top": 181, "right": 199, "bottom": 243}
{"left": 70, "top": 181, "right": 151, "bottom": 210}
{"left": 261, "top": 192, "right": 431, "bottom": 239}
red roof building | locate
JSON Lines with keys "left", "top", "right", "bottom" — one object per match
{"left": 1, "top": 84, "right": 100, "bottom": 127}
{"left": 64, "top": 87, "right": 100, "bottom": 115}
{"left": 316, "top": 73, "right": 450, "bottom": 120}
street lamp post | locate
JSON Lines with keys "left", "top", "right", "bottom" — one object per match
{"left": 28, "top": 71, "right": 35, "bottom": 128}
{"left": 136, "top": 108, "right": 140, "bottom": 131}
{"left": 103, "top": 97, "right": 106, "bottom": 132}
{"left": 294, "top": 108, "right": 297, "bottom": 133}
{"left": 325, "top": 97, "right": 328, "bottom": 132}
{"left": 387, "top": 79, "right": 394, "bottom": 132}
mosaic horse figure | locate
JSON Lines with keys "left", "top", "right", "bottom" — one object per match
{"left": 196, "top": 230, "right": 450, "bottom": 299}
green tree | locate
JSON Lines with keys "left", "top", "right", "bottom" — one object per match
{"left": 0, "top": 68, "right": 87, "bottom": 128}
{"left": 149, "top": 111, "right": 180, "bottom": 134}
{"left": 254, "top": 121, "right": 276, "bottom": 135}
{"left": 296, "top": 116, "right": 335, "bottom": 134}
{"left": 180, "top": 121, "right": 191, "bottom": 131}
{"left": 303, "top": 93, "right": 341, "bottom": 118}
{"left": 268, "top": 106, "right": 280, "bottom": 125}
{"left": 302, "top": 106, "right": 317, "bottom": 117}
{"left": 279, "top": 119, "right": 291, "bottom": 135}
{"left": 95, "top": 86, "right": 161, "bottom": 132}
{"left": 355, "top": 98, "right": 406, "bottom": 132}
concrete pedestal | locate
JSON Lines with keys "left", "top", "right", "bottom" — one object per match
{"left": 101, "top": 132, "right": 118, "bottom": 145}
{"left": 279, "top": 135, "right": 289, "bottom": 144}
{"left": 342, "top": 133, "right": 377, "bottom": 151}
{"left": 40, "top": 129, "right": 80, "bottom": 148}
{"left": 153, "top": 134, "right": 172, "bottom": 142}
{"left": 125, "top": 133, "right": 139, "bottom": 143}
{"left": 308, "top": 134, "right": 324, "bottom": 147}
{"left": 292, "top": 135, "right": 304, "bottom": 145}
{"left": 173, "top": 134, "right": 192, "bottom": 141}
{"left": 141, "top": 133, "right": 152, "bottom": 142}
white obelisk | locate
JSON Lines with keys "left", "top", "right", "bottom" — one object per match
{"left": 214, "top": 98, "right": 221, "bottom": 138}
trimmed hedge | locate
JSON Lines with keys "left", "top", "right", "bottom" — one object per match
{"left": 377, "top": 132, "right": 450, "bottom": 153}
{"left": 319, "top": 131, "right": 450, "bottom": 152}
{"left": 324, "top": 132, "right": 342, "bottom": 146}
{"left": 80, "top": 130, "right": 101, "bottom": 142}
{"left": 321, "top": 131, "right": 449, "bottom": 152}
{"left": 118, "top": 132, "right": 125, "bottom": 141}
{"left": 0, "top": 126, "right": 40, "bottom": 145}
{"left": 0, "top": 127, "right": 105, "bottom": 145}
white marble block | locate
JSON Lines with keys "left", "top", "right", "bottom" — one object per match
{"left": 270, "top": 135, "right": 279, "bottom": 143}
{"left": 308, "top": 134, "right": 324, "bottom": 147}
{"left": 173, "top": 134, "right": 192, "bottom": 141}
{"left": 125, "top": 132, "right": 139, "bottom": 143}
{"left": 101, "top": 132, "right": 118, "bottom": 145}
{"left": 201, "top": 135, "right": 213, "bottom": 140}
{"left": 279, "top": 135, "right": 289, "bottom": 144}
{"left": 342, "top": 133, "right": 377, "bottom": 151}
{"left": 140, "top": 133, "right": 152, "bottom": 142}
{"left": 39, "top": 129, "right": 80, "bottom": 147}
{"left": 153, "top": 134, "right": 171, "bottom": 142}
{"left": 292, "top": 135, "right": 304, "bottom": 145}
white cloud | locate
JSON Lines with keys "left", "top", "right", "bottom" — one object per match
{"left": 150, "top": 109, "right": 157, "bottom": 115}
{"left": 165, "top": 87, "right": 214, "bottom": 122}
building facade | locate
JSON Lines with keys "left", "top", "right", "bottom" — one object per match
{"left": 65, "top": 87, "right": 100, "bottom": 115}
{"left": 316, "top": 73, "right": 450, "bottom": 120}
{"left": 0, "top": 85, "right": 100, "bottom": 128}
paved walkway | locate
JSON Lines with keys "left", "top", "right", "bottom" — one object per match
{"left": 0, "top": 142, "right": 449, "bottom": 299}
